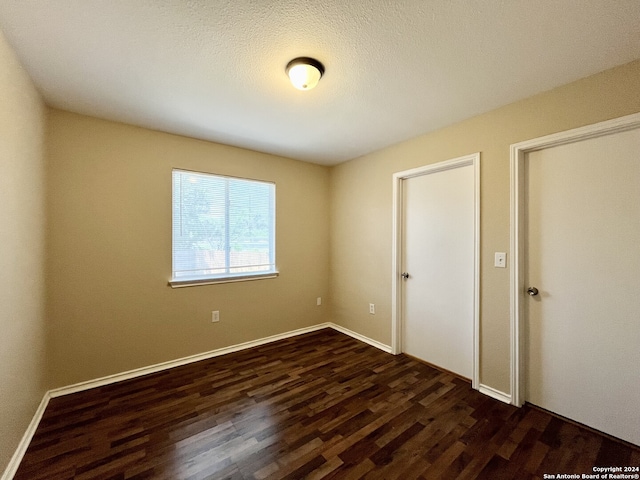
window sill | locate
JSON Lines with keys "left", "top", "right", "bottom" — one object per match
{"left": 169, "top": 271, "right": 279, "bottom": 288}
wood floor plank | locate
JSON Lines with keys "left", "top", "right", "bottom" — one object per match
{"left": 14, "top": 329, "right": 639, "bottom": 479}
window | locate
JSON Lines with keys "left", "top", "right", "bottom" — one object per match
{"left": 170, "top": 169, "right": 276, "bottom": 287}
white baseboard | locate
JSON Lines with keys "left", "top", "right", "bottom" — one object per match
{"left": 479, "top": 384, "right": 512, "bottom": 404}
{"left": 329, "top": 323, "right": 393, "bottom": 354}
{"left": 1, "top": 393, "right": 51, "bottom": 480}
{"left": 2, "top": 322, "right": 391, "bottom": 479}
{"left": 3, "top": 323, "right": 525, "bottom": 480}
{"left": 50, "top": 322, "right": 390, "bottom": 398}
{"left": 49, "top": 323, "right": 333, "bottom": 398}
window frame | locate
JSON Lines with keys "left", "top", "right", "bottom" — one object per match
{"left": 169, "top": 169, "right": 278, "bottom": 288}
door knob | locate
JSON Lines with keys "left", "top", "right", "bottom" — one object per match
{"left": 527, "top": 287, "right": 539, "bottom": 296}
{"left": 401, "top": 272, "right": 410, "bottom": 279}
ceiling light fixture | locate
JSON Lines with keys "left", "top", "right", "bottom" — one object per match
{"left": 286, "top": 57, "right": 324, "bottom": 91}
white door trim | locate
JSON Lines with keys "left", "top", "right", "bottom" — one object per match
{"left": 391, "top": 153, "right": 480, "bottom": 389}
{"left": 509, "top": 112, "right": 640, "bottom": 407}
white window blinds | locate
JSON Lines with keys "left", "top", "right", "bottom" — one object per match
{"left": 171, "top": 170, "right": 276, "bottom": 285}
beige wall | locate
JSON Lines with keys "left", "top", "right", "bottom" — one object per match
{"left": 329, "top": 59, "right": 640, "bottom": 394}
{"left": 0, "top": 30, "right": 47, "bottom": 473}
{"left": 46, "top": 110, "right": 330, "bottom": 388}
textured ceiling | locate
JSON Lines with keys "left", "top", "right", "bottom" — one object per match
{"left": 1, "top": 1, "right": 639, "bottom": 165}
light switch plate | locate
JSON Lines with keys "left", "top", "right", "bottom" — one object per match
{"left": 494, "top": 252, "right": 507, "bottom": 268}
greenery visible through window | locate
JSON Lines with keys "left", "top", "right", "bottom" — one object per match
{"left": 171, "top": 169, "right": 276, "bottom": 285}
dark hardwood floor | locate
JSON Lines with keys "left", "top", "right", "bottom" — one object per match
{"left": 15, "top": 329, "right": 639, "bottom": 479}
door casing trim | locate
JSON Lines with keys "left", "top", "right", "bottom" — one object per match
{"left": 391, "top": 153, "right": 480, "bottom": 389}
{"left": 509, "top": 112, "right": 640, "bottom": 407}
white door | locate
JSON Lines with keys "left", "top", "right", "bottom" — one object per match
{"left": 526, "top": 127, "right": 640, "bottom": 445}
{"left": 401, "top": 162, "right": 475, "bottom": 379}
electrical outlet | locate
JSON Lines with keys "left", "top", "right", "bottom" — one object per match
{"left": 212, "top": 310, "right": 220, "bottom": 322}
{"left": 317, "top": 297, "right": 322, "bottom": 306}
{"left": 369, "top": 303, "right": 375, "bottom": 315}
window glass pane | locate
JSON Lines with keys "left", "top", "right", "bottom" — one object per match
{"left": 172, "top": 170, "right": 275, "bottom": 281}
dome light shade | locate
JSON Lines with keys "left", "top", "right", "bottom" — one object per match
{"left": 286, "top": 57, "right": 324, "bottom": 91}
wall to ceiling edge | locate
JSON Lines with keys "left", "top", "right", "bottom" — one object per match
{"left": 329, "top": 59, "right": 640, "bottom": 394}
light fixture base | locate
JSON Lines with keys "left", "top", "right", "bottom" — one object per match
{"left": 286, "top": 57, "right": 325, "bottom": 90}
